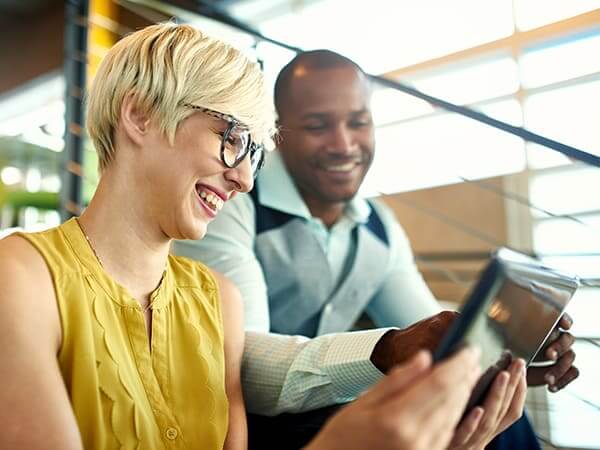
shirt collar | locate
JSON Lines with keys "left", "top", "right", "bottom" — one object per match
{"left": 256, "top": 151, "right": 371, "bottom": 224}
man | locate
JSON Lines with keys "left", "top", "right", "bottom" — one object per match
{"left": 175, "top": 50, "right": 578, "bottom": 448}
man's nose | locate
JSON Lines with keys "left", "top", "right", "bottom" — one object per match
{"left": 328, "top": 125, "right": 357, "bottom": 155}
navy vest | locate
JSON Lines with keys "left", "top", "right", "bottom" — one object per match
{"left": 249, "top": 187, "right": 392, "bottom": 337}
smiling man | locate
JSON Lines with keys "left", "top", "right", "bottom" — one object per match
{"left": 175, "top": 50, "right": 577, "bottom": 450}
{"left": 273, "top": 55, "right": 374, "bottom": 229}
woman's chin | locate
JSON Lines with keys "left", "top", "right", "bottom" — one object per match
{"left": 174, "top": 218, "right": 208, "bottom": 242}
{"left": 187, "top": 224, "right": 207, "bottom": 241}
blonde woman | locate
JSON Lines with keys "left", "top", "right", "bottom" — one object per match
{"left": 0, "top": 23, "right": 520, "bottom": 450}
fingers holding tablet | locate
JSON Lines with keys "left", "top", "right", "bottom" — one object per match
{"left": 305, "top": 348, "right": 483, "bottom": 450}
{"left": 448, "top": 358, "right": 527, "bottom": 450}
{"left": 527, "top": 329, "right": 579, "bottom": 391}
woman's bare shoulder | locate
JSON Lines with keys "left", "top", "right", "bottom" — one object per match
{"left": 0, "top": 234, "right": 61, "bottom": 348}
{"left": 0, "top": 234, "right": 50, "bottom": 281}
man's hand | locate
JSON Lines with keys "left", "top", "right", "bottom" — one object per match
{"left": 527, "top": 313, "right": 579, "bottom": 392}
{"left": 371, "top": 311, "right": 458, "bottom": 373}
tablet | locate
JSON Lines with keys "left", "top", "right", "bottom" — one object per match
{"left": 433, "top": 248, "right": 579, "bottom": 412}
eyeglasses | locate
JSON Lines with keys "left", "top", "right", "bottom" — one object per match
{"left": 185, "top": 104, "right": 265, "bottom": 178}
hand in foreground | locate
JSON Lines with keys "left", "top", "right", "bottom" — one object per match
{"left": 371, "top": 310, "right": 458, "bottom": 373}
{"left": 447, "top": 358, "right": 527, "bottom": 450}
{"left": 304, "top": 347, "right": 481, "bottom": 450}
{"left": 527, "top": 313, "right": 579, "bottom": 392}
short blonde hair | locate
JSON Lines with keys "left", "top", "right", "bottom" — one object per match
{"left": 87, "top": 23, "right": 276, "bottom": 171}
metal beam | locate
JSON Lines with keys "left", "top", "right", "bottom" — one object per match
{"left": 60, "top": 0, "right": 88, "bottom": 220}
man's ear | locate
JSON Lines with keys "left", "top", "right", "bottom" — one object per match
{"left": 120, "top": 92, "right": 151, "bottom": 146}
{"left": 274, "top": 118, "right": 288, "bottom": 140}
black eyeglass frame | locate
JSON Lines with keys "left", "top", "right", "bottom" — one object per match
{"left": 185, "top": 104, "right": 265, "bottom": 178}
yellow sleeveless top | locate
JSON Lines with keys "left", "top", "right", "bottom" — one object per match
{"left": 18, "top": 218, "right": 228, "bottom": 450}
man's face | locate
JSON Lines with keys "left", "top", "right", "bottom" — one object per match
{"left": 277, "top": 66, "right": 375, "bottom": 207}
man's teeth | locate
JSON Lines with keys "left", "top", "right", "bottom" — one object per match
{"left": 325, "top": 162, "right": 358, "bottom": 172}
{"left": 199, "top": 190, "right": 224, "bottom": 211}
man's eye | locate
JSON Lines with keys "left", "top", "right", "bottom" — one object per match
{"left": 303, "top": 123, "right": 327, "bottom": 131}
{"left": 350, "top": 119, "right": 372, "bottom": 128}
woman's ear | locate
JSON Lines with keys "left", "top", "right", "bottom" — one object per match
{"left": 120, "top": 92, "right": 151, "bottom": 147}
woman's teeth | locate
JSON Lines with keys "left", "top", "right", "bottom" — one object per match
{"left": 199, "top": 190, "right": 224, "bottom": 211}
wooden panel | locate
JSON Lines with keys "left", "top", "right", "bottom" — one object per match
{"left": 379, "top": 176, "right": 508, "bottom": 302}
{"left": 380, "top": 176, "right": 508, "bottom": 254}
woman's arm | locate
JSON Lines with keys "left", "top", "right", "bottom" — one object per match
{"left": 304, "top": 348, "right": 483, "bottom": 450}
{"left": 0, "top": 236, "right": 82, "bottom": 449}
{"left": 211, "top": 269, "right": 247, "bottom": 450}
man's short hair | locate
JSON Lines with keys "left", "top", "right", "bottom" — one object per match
{"left": 274, "top": 49, "right": 366, "bottom": 117}
{"left": 87, "top": 22, "right": 276, "bottom": 170}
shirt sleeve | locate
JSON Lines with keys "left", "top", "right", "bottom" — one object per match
{"left": 242, "top": 328, "right": 390, "bottom": 415}
{"left": 366, "top": 200, "right": 443, "bottom": 329}
{"left": 173, "top": 194, "right": 389, "bottom": 415}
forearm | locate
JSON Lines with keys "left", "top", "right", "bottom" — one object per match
{"left": 223, "top": 397, "right": 247, "bottom": 450}
{"left": 242, "top": 329, "right": 389, "bottom": 415}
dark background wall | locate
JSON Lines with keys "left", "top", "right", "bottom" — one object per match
{"left": 0, "top": 1, "right": 64, "bottom": 95}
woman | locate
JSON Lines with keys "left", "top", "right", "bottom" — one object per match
{"left": 0, "top": 23, "right": 524, "bottom": 450}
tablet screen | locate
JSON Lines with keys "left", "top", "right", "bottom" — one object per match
{"left": 434, "top": 249, "right": 578, "bottom": 412}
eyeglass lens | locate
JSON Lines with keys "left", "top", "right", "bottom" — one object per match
{"left": 222, "top": 125, "right": 249, "bottom": 166}
{"left": 222, "top": 124, "right": 264, "bottom": 177}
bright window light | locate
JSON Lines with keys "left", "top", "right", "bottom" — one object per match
{"left": 0, "top": 166, "right": 23, "bottom": 185}
{"left": 547, "top": 338, "right": 600, "bottom": 449}
{"left": 40, "top": 174, "right": 61, "bottom": 193}
{"left": 0, "top": 100, "right": 64, "bottom": 139}
{"left": 371, "top": 88, "right": 434, "bottom": 126}
{"left": 0, "top": 72, "right": 63, "bottom": 126}
{"left": 520, "top": 32, "right": 600, "bottom": 89}
{"left": 473, "top": 98, "right": 523, "bottom": 127}
{"left": 526, "top": 143, "right": 572, "bottom": 170}
{"left": 409, "top": 56, "right": 519, "bottom": 105}
{"left": 514, "top": 0, "right": 600, "bottom": 31}
{"left": 542, "top": 255, "right": 600, "bottom": 284}
{"left": 363, "top": 101, "right": 524, "bottom": 195}
{"left": 255, "top": 40, "right": 298, "bottom": 94}
{"left": 533, "top": 216, "right": 600, "bottom": 255}
{"left": 555, "top": 287, "right": 600, "bottom": 337}
{"left": 43, "top": 116, "right": 65, "bottom": 138}
{"left": 524, "top": 80, "right": 600, "bottom": 169}
{"left": 529, "top": 166, "right": 600, "bottom": 216}
{"left": 24, "top": 167, "right": 42, "bottom": 193}
{"left": 21, "top": 128, "right": 64, "bottom": 152}
{"left": 259, "top": 0, "right": 514, "bottom": 74}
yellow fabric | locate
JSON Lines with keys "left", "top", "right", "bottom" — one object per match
{"left": 18, "top": 218, "right": 228, "bottom": 450}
